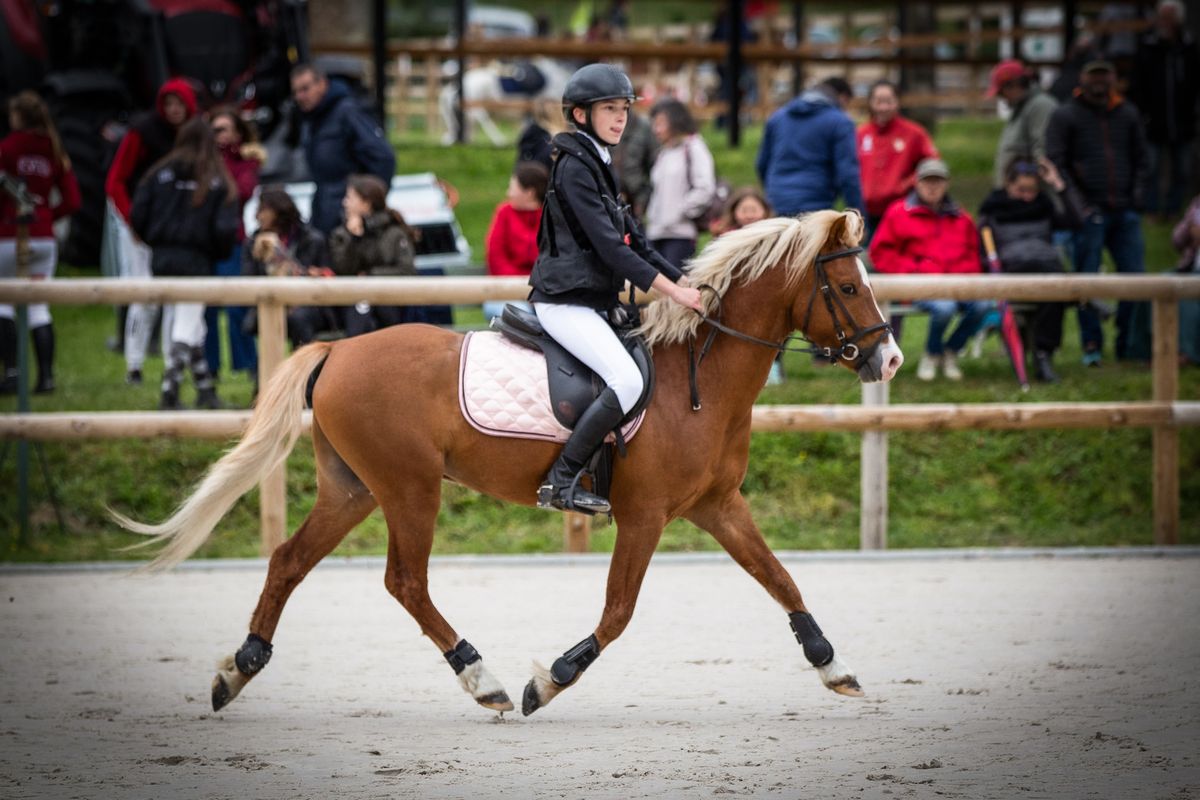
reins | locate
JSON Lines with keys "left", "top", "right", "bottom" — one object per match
{"left": 686, "top": 246, "right": 892, "bottom": 411}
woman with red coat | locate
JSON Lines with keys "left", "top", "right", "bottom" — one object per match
{"left": 0, "top": 91, "right": 81, "bottom": 394}
{"left": 869, "top": 158, "right": 988, "bottom": 382}
{"left": 203, "top": 106, "right": 265, "bottom": 382}
{"left": 482, "top": 160, "right": 548, "bottom": 321}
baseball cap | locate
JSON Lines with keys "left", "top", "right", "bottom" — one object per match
{"left": 916, "top": 158, "right": 950, "bottom": 181}
{"left": 1082, "top": 59, "right": 1116, "bottom": 74}
{"left": 986, "top": 59, "right": 1026, "bottom": 97}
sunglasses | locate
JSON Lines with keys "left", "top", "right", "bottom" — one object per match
{"left": 212, "top": 125, "right": 234, "bottom": 134}
{"left": 1010, "top": 161, "right": 1039, "bottom": 176}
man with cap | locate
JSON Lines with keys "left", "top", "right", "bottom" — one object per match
{"left": 1045, "top": 58, "right": 1150, "bottom": 365}
{"left": 988, "top": 59, "right": 1059, "bottom": 189}
{"left": 869, "top": 157, "right": 987, "bottom": 381}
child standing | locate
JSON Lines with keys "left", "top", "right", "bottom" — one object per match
{"left": 528, "top": 63, "right": 703, "bottom": 514}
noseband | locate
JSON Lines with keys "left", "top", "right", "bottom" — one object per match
{"left": 687, "top": 246, "right": 892, "bottom": 410}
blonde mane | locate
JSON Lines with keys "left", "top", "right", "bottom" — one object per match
{"left": 636, "top": 209, "right": 863, "bottom": 348}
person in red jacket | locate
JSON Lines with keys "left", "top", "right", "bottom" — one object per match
{"left": 0, "top": 91, "right": 81, "bottom": 394}
{"left": 869, "top": 158, "right": 988, "bottom": 381}
{"left": 103, "top": 77, "right": 197, "bottom": 385}
{"left": 482, "top": 160, "right": 548, "bottom": 321}
{"left": 857, "top": 80, "right": 939, "bottom": 241}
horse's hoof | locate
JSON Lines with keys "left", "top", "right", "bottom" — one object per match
{"left": 830, "top": 677, "right": 865, "bottom": 698}
{"left": 211, "top": 673, "right": 233, "bottom": 711}
{"left": 521, "top": 679, "right": 542, "bottom": 716}
{"left": 476, "top": 691, "right": 514, "bottom": 713}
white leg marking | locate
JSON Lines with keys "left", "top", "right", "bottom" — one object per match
{"left": 817, "top": 652, "right": 864, "bottom": 697}
{"left": 457, "top": 660, "right": 514, "bottom": 711}
{"left": 213, "top": 654, "right": 250, "bottom": 703}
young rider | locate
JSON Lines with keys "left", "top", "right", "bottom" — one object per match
{"left": 529, "top": 63, "right": 704, "bottom": 515}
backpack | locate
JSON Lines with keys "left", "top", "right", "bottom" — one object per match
{"left": 682, "top": 136, "right": 731, "bottom": 232}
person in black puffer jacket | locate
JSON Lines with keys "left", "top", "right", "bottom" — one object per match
{"left": 131, "top": 118, "right": 239, "bottom": 410}
{"left": 328, "top": 174, "right": 416, "bottom": 337}
{"left": 978, "top": 157, "right": 1085, "bottom": 382}
{"left": 1045, "top": 60, "right": 1151, "bottom": 365}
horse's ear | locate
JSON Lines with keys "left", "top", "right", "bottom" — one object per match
{"left": 829, "top": 210, "right": 863, "bottom": 248}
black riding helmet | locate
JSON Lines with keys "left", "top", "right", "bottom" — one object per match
{"left": 562, "top": 63, "right": 636, "bottom": 138}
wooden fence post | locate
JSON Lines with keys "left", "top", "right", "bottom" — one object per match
{"left": 1151, "top": 299, "right": 1179, "bottom": 545}
{"left": 257, "top": 301, "right": 288, "bottom": 556}
{"left": 564, "top": 512, "right": 590, "bottom": 553}
{"left": 860, "top": 379, "right": 889, "bottom": 549}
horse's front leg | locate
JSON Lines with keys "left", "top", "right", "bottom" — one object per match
{"left": 521, "top": 516, "right": 665, "bottom": 716}
{"left": 685, "top": 490, "right": 864, "bottom": 697}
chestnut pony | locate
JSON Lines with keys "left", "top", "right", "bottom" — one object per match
{"left": 114, "top": 209, "right": 903, "bottom": 716}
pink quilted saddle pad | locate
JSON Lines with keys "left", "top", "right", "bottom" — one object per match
{"left": 458, "top": 330, "right": 646, "bottom": 443}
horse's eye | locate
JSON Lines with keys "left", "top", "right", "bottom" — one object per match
{"left": 840, "top": 284, "right": 857, "bottom": 295}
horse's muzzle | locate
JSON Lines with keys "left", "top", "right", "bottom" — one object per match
{"left": 856, "top": 334, "right": 904, "bottom": 383}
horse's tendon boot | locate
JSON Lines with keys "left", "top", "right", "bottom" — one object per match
{"left": 212, "top": 633, "right": 273, "bottom": 712}
{"left": 788, "top": 611, "right": 834, "bottom": 667}
{"left": 235, "top": 633, "right": 274, "bottom": 675}
{"left": 550, "top": 634, "right": 601, "bottom": 686}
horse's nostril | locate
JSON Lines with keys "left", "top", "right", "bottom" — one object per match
{"left": 888, "top": 355, "right": 902, "bottom": 371}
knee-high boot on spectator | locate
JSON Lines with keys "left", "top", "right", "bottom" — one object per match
{"left": 31, "top": 324, "right": 55, "bottom": 393}
{"left": 537, "top": 387, "right": 624, "bottom": 515}
{"left": 160, "top": 342, "right": 188, "bottom": 410}
{"left": 0, "top": 317, "right": 17, "bottom": 394}
{"left": 191, "top": 345, "right": 220, "bottom": 410}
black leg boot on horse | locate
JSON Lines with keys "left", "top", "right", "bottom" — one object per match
{"left": 537, "top": 387, "right": 624, "bottom": 515}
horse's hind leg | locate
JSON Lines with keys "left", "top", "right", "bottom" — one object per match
{"left": 212, "top": 422, "right": 377, "bottom": 711}
{"left": 685, "top": 490, "right": 864, "bottom": 698}
{"left": 377, "top": 480, "right": 514, "bottom": 714}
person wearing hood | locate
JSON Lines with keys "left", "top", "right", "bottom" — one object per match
{"left": 756, "top": 76, "right": 863, "bottom": 218}
{"left": 105, "top": 77, "right": 198, "bottom": 386}
{"left": 290, "top": 63, "right": 396, "bottom": 235}
{"left": 1045, "top": 59, "right": 1151, "bottom": 365}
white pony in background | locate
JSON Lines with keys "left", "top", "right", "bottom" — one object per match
{"left": 439, "top": 57, "right": 572, "bottom": 145}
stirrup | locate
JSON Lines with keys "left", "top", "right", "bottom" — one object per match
{"left": 537, "top": 473, "right": 610, "bottom": 516}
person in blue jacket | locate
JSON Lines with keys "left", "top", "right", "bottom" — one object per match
{"left": 756, "top": 76, "right": 864, "bottom": 217}
{"left": 290, "top": 63, "right": 397, "bottom": 235}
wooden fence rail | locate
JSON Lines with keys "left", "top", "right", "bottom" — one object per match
{"left": 1, "top": 275, "right": 1197, "bottom": 552}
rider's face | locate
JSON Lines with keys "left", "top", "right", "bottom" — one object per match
{"left": 583, "top": 100, "right": 630, "bottom": 146}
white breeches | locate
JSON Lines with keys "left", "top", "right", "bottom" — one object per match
{"left": 533, "top": 302, "right": 643, "bottom": 413}
{"left": 0, "top": 238, "right": 57, "bottom": 327}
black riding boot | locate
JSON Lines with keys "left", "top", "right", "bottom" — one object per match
{"left": 32, "top": 324, "right": 55, "bottom": 393}
{"left": 538, "top": 387, "right": 624, "bottom": 515}
{"left": 0, "top": 317, "right": 16, "bottom": 394}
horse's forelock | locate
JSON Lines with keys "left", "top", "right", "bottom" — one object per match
{"left": 638, "top": 210, "right": 859, "bottom": 348}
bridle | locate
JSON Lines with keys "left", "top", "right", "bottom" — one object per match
{"left": 686, "top": 246, "right": 893, "bottom": 410}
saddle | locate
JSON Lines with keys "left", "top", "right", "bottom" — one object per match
{"left": 490, "top": 304, "right": 655, "bottom": 434}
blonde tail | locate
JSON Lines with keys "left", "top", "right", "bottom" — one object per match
{"left": 111, "top": 342, "right": 334, "bottom": 571}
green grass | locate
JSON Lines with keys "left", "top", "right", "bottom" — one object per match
{"left": 2, "top": 117, "right": 1197, "bottom": 561}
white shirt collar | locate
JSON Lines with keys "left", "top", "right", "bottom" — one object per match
{"left": 578, "top": 131, "right": 612, "bottom": 165}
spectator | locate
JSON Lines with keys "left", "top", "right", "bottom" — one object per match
{"left": 130, "top": 118, "right": 239, "bottom": 410}
{"left": 988, "top": 59, "right": 1059, "bottom": 189}
{"left": 483, "top": 161, "right": 548, "bottom": 321}
{"left": 242, "top": 186, "right": 337, "bottom": 349}
{"left": 1051, "top": 33, "right": 1102, "bottom": 102}
{"left": 328, "top": 174, "right": 416, "bottom": 337}
{"left": 1131, "top": 0, "right": 1199, "bottom": 218}
{"left": 0, "top": 90, "right": 81, "bottom": 394}
{"left": 870, "top": 158, "right": 987, "bottom": 382}
{"left": 757, "top": 76, "right": 863, "bottom": 217}
{"left": 712, "top": 186, "right": 772, "bottom": 237}
{"left": 978, "top": 157, "right": 1086, "bottom": 382}
{"left": 291, "top": 63, "right": 396, "bottom": 235}
{"left": 203, "top": 107, "right": 265, "bottom": 384}
{"left": 1046, "top": 59, "right": 1151, "bottom": 365}
{"left": 105, "top": 77, "right": 197, "bottom": 385}
{"left": 645, "top": 99, "right": 716, "bottom": 268}
{"left": 857, "top": 79, "right": 939, "bottom": 239}
{"left": 1172, "top": 193, "right": 1200, "bottom": 365}
{"left": 516, "top": 102, "right": 565, "bottom": 171}
{"left": 612, "top": 107, "right": 657, "bottom": 221}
